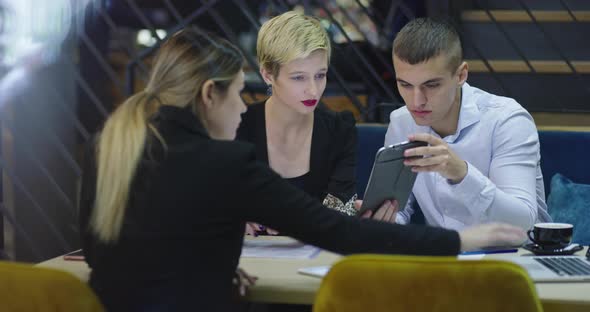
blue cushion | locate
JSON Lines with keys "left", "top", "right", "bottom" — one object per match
{"left": 547, "top": 173, "right": 590, "bottom": 245}
{"left": 539, "top": 131, "right": 590, "bottom": 197}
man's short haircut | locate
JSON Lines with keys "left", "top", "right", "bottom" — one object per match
{"left": 257, "top": 11, "right": 331, "bottom": 78}
{"left": 393, "top": 18, "right": 463, "bottom": 72}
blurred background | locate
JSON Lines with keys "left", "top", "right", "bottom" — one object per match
{"left": 1, "top": 0, "right": 589, "bottom": 262}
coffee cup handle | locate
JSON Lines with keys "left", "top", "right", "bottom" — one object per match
{"left": 527, "top": 229, "right": 537, "bottom": 244}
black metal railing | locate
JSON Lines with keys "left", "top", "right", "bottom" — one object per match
{"left": 460, "top": 0, "right": 590, "bottom": 112}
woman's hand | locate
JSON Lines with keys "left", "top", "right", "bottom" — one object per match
{"left": 233, "top": 267, "right": 258, "bottom": 297}
{"left": 245, "top": 222, "right": 278, "bottom": 236}
{"left": 459, "top": 223, "right": 526, "bottom": 252}
{"left": 354, "top": 199, "right": 399, "bottom": 223}
{"left": 245, "top": 222, "right": 262, "bottom": 236}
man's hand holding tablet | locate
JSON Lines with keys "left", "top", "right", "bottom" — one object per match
{"left": 357, "top": 141, "right": 427, "bottom": 218}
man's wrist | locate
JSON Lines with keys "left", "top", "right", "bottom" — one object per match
{"left": 449, "top": 161, "right": 468, "bottom": 184}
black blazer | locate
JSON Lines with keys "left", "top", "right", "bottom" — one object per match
{"left": 236, "top": 101, "right": 357, "bottom": 203}
{"left": 80, "top": 106, "right": 460, "bottom": 311}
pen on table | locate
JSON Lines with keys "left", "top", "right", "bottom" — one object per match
{"left": 460, "top": 248, "right": 518, "bottom": 255}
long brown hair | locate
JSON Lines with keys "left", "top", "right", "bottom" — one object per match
{"left": 91, "top": 28, "right": 243, "bottom": 242}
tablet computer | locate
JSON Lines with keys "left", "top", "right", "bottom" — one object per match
{"left": 357, "top": 140, "right": 427, "bottom": 216}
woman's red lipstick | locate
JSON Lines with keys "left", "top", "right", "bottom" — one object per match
{"left": 302, "top": 99, "right": 317, "bottom": 107}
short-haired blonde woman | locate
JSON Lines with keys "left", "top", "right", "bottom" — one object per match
{"left": 80, "top": 27, "right": 525, "bottom": 312}
{"left": 238, "top": 12, "right": 369, "bottom": 235}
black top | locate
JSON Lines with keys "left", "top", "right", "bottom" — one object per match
{"left": 286, "top": 172, "right": 308, "bottom": 190}
{"left": 236, "top": 101, "right": 357, "bottom": 203}
{"left": 80, "top": 106, "right": 460, "bottom": 312}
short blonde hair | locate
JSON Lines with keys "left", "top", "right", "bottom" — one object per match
{"left": 257, "top": 11, "right": 331, "bottom": 77}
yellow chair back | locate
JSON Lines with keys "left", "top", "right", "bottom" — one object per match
{"left": 0, "top": 260, "right": 104, "bottom": 312}
{"left": 313, "top": 254, "right": 543, "bottom": 312}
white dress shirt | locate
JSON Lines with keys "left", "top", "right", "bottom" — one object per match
{"left": 385, "top": 83, "right": 551, "bottom": 231}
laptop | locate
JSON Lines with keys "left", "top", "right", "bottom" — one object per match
{"left": 504, "top": 255, "right": 590, "bottom": 282}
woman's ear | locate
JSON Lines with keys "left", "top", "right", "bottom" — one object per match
{"left": 200, "top": 79, "right": 216, "bottom": 109}
{"left": 260, "top": 67, "right": 275, "bottom": 85}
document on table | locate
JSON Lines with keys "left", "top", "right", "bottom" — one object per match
{"left": 241, "top": 238, "right": 321, "bottom": 259}
{"left": 457, "top": 254, "right": 486, "bottom": 260}
{"left": 297, "top": 265, "right": 331, "bottom": 278}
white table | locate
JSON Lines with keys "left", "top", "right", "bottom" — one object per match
{"left": 38, "top": 236, "right": 590, "bottom": 311}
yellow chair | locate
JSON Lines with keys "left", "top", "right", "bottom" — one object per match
{"left": 0, "top": 260, "right": 104, "bottom": 312}
{"left": 313, "top": 255, "right": 543, "bottom": 312}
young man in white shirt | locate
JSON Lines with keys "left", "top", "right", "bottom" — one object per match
{"left": 385, "top": 18, "right": 551, "bottom": 231}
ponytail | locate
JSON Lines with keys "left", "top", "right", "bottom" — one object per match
{"left": 90, "top": 91, "right": 161, "bottom": 242}
{"left": 89, "top": 27, "right": 244, "bottom": 243}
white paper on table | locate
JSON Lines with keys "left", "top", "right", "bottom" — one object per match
{"left": 457, "top": 254, "right": 486, "bottom": 260}
{"left": 297, "top": 265, "right": 331, "bottom": 278}
{"left": 241, "top": 238, "right": 321, "bottom": 259}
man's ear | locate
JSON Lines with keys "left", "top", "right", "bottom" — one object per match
{"left": 457, "top": 61, "right": 468, "bottom": 86}
{"left": 260, "top": 67, "right": 275, "bottom": 85}
{"left": 200, "top": 79, "right": 216, "bottom": 109}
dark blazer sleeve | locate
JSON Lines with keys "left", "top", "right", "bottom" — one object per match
{"left": 231, "top": 143, "right": 460, "bottom": 256}
{"left": 325, "top": 111, "right": 357, "bottom": 202}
